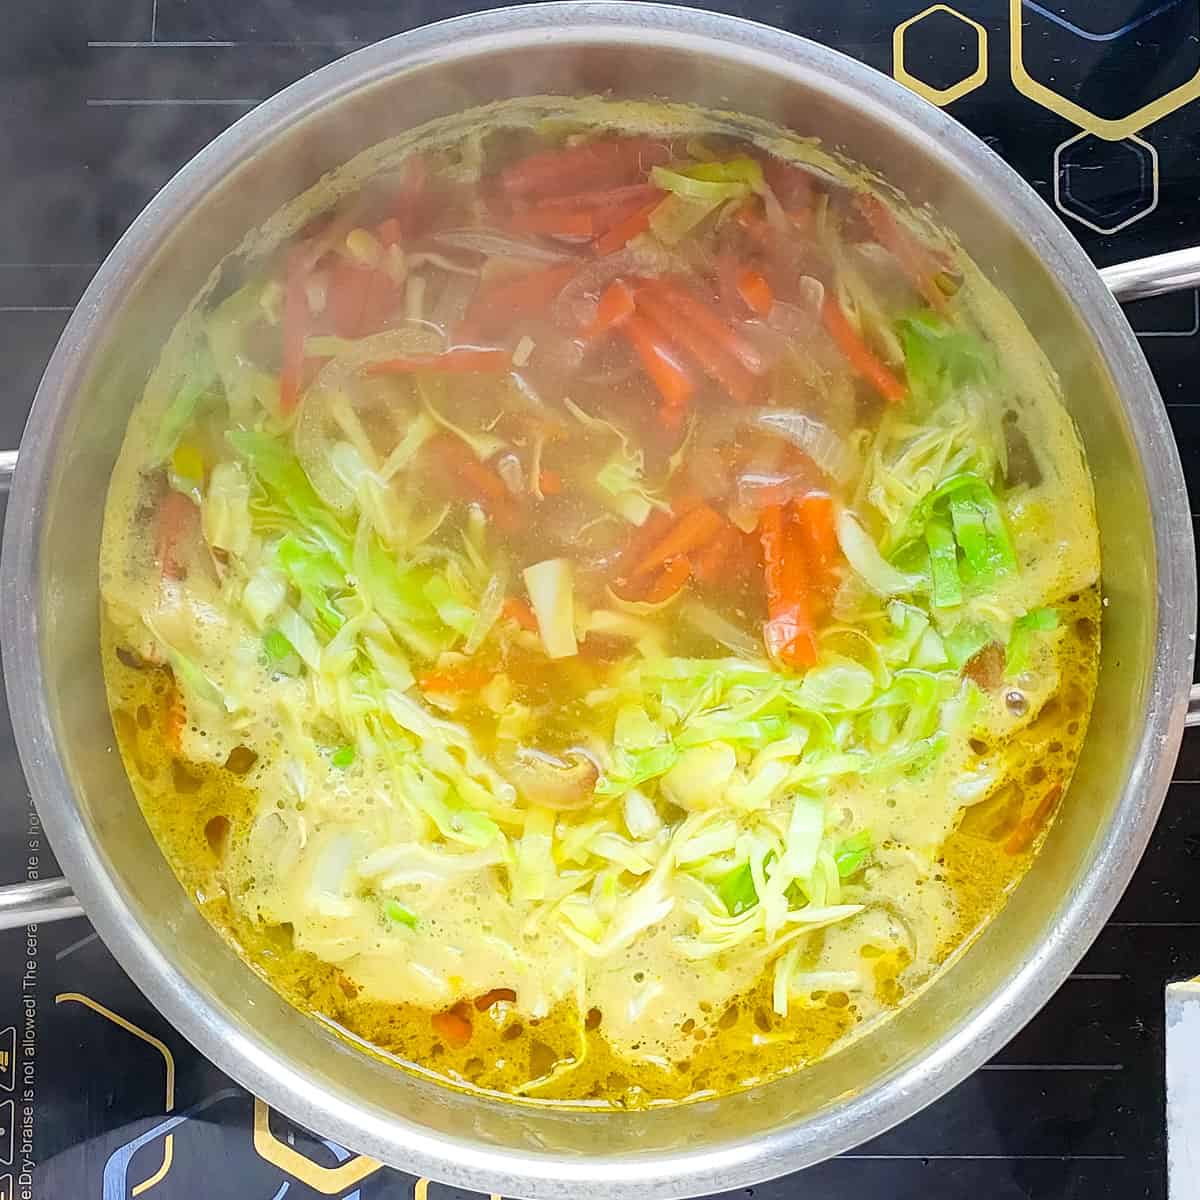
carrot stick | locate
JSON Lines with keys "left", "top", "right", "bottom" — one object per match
{"left": 163, "top": 681, "right": 186, "bottom": 753}
{"left": 622, "top": 312, "right": 694, "bottom": 426}
{"left": 155, "top": 491, "right": 199, "bottom": 581}
{"left": 795, "top": 493, "right": 839, "bottom": 579}
{"left": 644, "top": 556, "right": 692, "bottom": 603}
{"left": 585, "top": 279, "right": 637, "bottom": 338}
{"left": 418, "top": 665, "right": 495, "bottom": 693}
{"left": 692, "top": 526, "right": 737, "bottom": 585}
{"left": 821, "top": 296, "right": 907, "bottom": 404}
{"left": 392, "top": 155, "right": 433, "bottom": 240}
{"left": 527, "top": 182, "right": 662, "bottom": 213}
{"left": 506, "top": 208, "right": 597, "bottom": 237}
{"left": 736, "top": 267, "right": 774, "bottom": 317}
{"left": 1005, "top": 783, "right": 1064, "bottom": 855}
{"left": 639, "top": 279, "right": 765, "bottom": 374}
{"left": 538, "top": 468, "right": 564, "bottom": 496}
{"left": 431, "top": 1008, "right": 472, "bottom": 1046}
{"left": 326, "top": 258, "right": 402, "bottom": 339}
{"left": 499, "top": 136, "right": 672, "bottom": 201}
{"left": 633, "top": 504, "right": 725, "bottom": 578}
{"left": 366, "top": 349, "right": 512, "bottom": 375}
{"left": 376, "top": 217, "right": 403, "bottom": 247}
{"left": 759, "top": 503, "right": 817, "bottom": 667}
{"left": 430, "top": 436, "right": 519, "bottom": 530}
{"left": 474, "top": 988, "right": 517, "bottom": 1011}
{"left": 855, "top": 193, "right": 949, "bottom": 314}
{"left": 634, "top": 282, "right": 760, "bottom": 405}
{"left": 457, "top": 262, "right": 579, "bottom": 342}
{"left": 279, "top": 248, "right": 309, "bottom": 415}
{"left": 593, "top": 197, "right": 662, "bottom": 256}
{"left": 502, "top": 596, "right": 539, "bottom": 632}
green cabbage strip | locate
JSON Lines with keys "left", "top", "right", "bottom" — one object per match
{"left": 153, "top": 345, "right": 218, "bottom": 461}
{"left": 1006, "top": 608, "right": 1058, "bottom": 675}
{"left": 834, "top": 830, "right": 872, "bottom": 877}
{"left": 897, "top": 309, "right": 998, "bottom": 414}
{"left": 888, "top": 472, "right": 1017, "bottom": 601}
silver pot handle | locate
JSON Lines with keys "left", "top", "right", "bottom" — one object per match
{"left": 1100, "top": 247, "right": 1200, "bottom": 303}
{"left": 0, "top": 449, "right": 16, "bottom": 494}
{"left": 0, "top": 451, "right": 84, "bottom": 927}
{"left": 0, "top": 878, "right": 84, "bottom": 929}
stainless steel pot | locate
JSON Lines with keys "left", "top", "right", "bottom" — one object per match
{"left": 1, "top": 5, "right": 1198, "bottom": 1197}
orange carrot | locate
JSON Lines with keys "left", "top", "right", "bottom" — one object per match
{"left": 155, "top": 491, "right": 199, "bottom": 581}
{"left": 474, "top": 987, "right": 517, "bottom": 1011}
{"left": 431, "top": 436, "right": 519, "bottom": 530}
{"left": 502, "top": 596, "right": 539, "bottom": 632}
{"left": 795, "top": 493, "right": 839, "bottom": 580}
{"left": 509, "top": 183, "right": 661, "bottom": 240}
{"left": 506, "top": 208, "right": 597, "bottom": 238}
{"left": 391, "top": 155, "right": 433, "bottom": 240}
{"left": 821, "top": 296, "right": 906, "bottom": 404}
{"left": 375, "top": 217, "right": 403, "bottom": 246}
{"left": 644, "top": 556, "right": 692, "bottom": 603}
{"left": 759, "top": 503, "right": 817, "bottom": 668}
{"left": 525, "top": 182, "right": 661, "bottom": 213}
{"left": 692, "top": 526, "right": 737, "bottom": 585}
{"left": 418, "top": 665, "right": 495, "bottom": 694}
{"left": 163, "top": 682, "right": 186, "bottom": 753}
{"left": 1005, "top": 783, "right": 1064, "bottom": 855}
{"left": 593, "top": 197, "right": 662, "bottom": 256}
{"left": 736, "top": 267, "right": 774, "bottom": 317}
{"left": 634, "top": 282, "right": 759, "bottom": 405}
{"left": 855, "top": 192, "right": 949, "bottom": 313}
{"left": 431, "top": 1008, "right": 473, "bottom": 1046}
{"left": 585, "top": 279, "right": 637, "bottom": 338}
{"left": 366, "top": 349, "right": 512, "bottom": 375}
{"left": 326, "top": 258, "right": 404, "bottom": 339}
{"left": 457, "top": 262, "right": 579, "bottom": 341}
{"left": 639, "top": 279, "right": 764, "bottom": 373}
{"left": 633, "top": 504, "right": 725, "bottom": 578}
{"left": 538, "top": 468, "right": 564, "bottom": 496}
{"left": 498, "top": 136, "right": 672, "bottom": 201}
{"left": 621, "top": 312, "right": 694, "bottom": 426}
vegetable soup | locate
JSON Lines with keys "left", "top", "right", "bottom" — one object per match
{"left": 100, "top": 97, "right": 1100, "bottom": 1107}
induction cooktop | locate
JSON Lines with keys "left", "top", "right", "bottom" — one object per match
{"left": 2, "top": 2, "right": 1199, "bottom": 1197}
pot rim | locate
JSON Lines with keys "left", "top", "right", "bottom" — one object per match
{"left": 2, "top": 5, "right": 1194, "bottom": 1196}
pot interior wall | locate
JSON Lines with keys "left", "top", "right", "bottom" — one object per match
{"left": 27, "top": 17, "right": 1163, "bottom": 1184}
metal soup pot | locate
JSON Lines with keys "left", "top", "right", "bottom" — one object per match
{"left": 1, "top": 5, "right": 1198, "bottom": 1197}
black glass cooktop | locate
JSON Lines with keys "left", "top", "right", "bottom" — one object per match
{"left": 2, "top": 2, "right": 1199, "bottom": 1197}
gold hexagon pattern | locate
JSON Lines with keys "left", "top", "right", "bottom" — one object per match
{"left": 1010, "top": 0, "right": 1200, "bottom": 140}
{"left": 893, "top": 4, "right": 988, "bottom": 107}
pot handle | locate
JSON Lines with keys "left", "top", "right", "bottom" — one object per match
{"left": 1100, "top": 247, "right": 1200, "bottom": 302}
{"left": 0, "top": 449, "right": 86, "bottom": 927}
{"left": 0, "top": 878, "right": 85, "bottom": 929}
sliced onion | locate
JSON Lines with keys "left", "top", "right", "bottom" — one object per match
{"left": 464, "top": 570, "right": 506, "bottom": 655}
{"left": 551, "top": 248, "right": 643, "bottom": 330}
{"left": 767, "top": 280, "right": 825, "bottom": 339}
{"left": 605, "top": 585, "right": 684, "bottom": 616}
{"left": 750, "top": 409, "right": 854, "bottom": 485}
{"left": 680, "top": 600, "right": 762, "bottom": 658}
{"left": 406, "top": 251, "right": 479, "bottom": 276}
{"left": 432, "top": 228, "right": 574, "bottom": 263}
{"left": 837, "top": 509, "right": 924, "bottom": 596}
